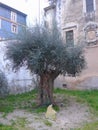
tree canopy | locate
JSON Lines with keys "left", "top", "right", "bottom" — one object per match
{"left": 6, "top": 24, "right": 86, "bottom": 105}
{"left": 6, "top": 24, "right": 85, "bottom": 76}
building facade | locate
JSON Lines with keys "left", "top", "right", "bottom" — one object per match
{"left": 62, "top": 0, "right": 98, "bottom": 46}
{"left": 43, "top": 0, "right": 98, "bottom": 46}
{"left": 0, "top": 2, "right": 27, "bottom": 40}
{"left": 43, "top": 0, "right": 98, "bottom": 89}
{"left": 0, "top": 3, "right": 34, "bottom": 94}
{"left": 43, "top": 0, "right": 61, "bottom": 28}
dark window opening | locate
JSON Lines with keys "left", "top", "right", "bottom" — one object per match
{"left": 66, "top": 30, "right": 74, "bottom": 47}
{"left": 86, "top": 0, "right": 94, "bottom": 13}
{"left": 11, "top": 24, "right": 18, "bottom": 33}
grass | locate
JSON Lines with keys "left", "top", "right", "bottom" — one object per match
{"left": 0, "top": 88, "right": 98, "bottom": 115}
{"left": 74, "top": 121, "right": 98, "bottom": 130}
{"left": 0, "top": 88, "right": 98, "bottom": 114}
{"left": 0, "top": 88, "right": 60, "bottom": 114}
{"left": 12, "top": 117, "right": 28, "bottom": 127}
{"left": 0, "top": 88, "right": 98, "bottom": 129}
{"left": 0, "top": 89, "right": 37, "bottom": 113}
{"left": 0, "top": 124, "right": 17, "bottom": 130}
{"left": 33, "top": 105, "right": 48, "bottom": 113}
{"left": 54, "top": 88, "right": 98, "bottom": 115}
{"left": 0, "top": 118, "right": 31, "bottom": 130}
{"left": 43, "top": 120, "right": 52, "bottom": 126}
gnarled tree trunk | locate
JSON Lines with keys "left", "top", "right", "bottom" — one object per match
{"left": 38, "top": 71, "right": 59, "bottom": 106}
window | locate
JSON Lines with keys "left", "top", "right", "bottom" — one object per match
{"left": 11, "top": 11, "right": 17, "bottom": 22}
{"left": 86, "top": 0, "right": 94, "bottom": 12}
{"left": 66, "top": 30, "right": 74, "bottom": 46}
{"left": 44, "top": 5, "right": 56, "bottom": 28}
{"left": 11, "top": 24, "right": 18, "bottom": 33}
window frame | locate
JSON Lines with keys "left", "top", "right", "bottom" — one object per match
{"left": 11, "top": 11, "right": 17, "bottom": 22}
{"left": 83, "top": 0, "right": 96, "bottom": 13}
{"left": 66, "top": 30, "right": 74, "bottom": 47}
{"left": 86, "top": 0, "right": 94, "bottom": 13}
{"left": 44, "top": 5, "right": 56, "bottom": 28}
{"left": 11, "top": 23, "right": 18, "bottom": 34}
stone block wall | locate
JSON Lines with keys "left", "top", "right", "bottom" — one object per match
{"left": 54, "top": 0, "right": 98, "bottom": 89}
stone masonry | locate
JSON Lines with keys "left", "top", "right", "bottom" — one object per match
{"left": 44, "top": 0, "right": 98, "bottom": 89}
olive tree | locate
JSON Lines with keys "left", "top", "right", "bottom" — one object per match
{"left": 6, "top": 24, "right": 85, "bottom": 106}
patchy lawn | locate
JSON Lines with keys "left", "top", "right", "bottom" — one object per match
{"left": 0, "top": 89, "right": 98, "bottom": 130}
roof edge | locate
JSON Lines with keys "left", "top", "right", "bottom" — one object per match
{"left": 0, "top": 2, "right": 27, "bottom": 16}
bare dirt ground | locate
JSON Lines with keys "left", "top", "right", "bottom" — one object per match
{"left": 0, "top": 99, "right": 94, "bottom": 130}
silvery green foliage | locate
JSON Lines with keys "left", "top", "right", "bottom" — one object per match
{"left": 6, "top": 24, "right": 86, "bottom": 77}
{"left": 0, "top": 70, "right": 9, "bottom": 97}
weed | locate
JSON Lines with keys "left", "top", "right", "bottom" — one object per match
{"left": 44, "top": 120, "right": 52, "bottom": 126}
{"left": 0, "top": 123, "right": 17, "bottom": 130}
{"left": 15, "top": 117, "right": 28, "bottom": 127}
{"left": 74, "top": 121, "right": 98, "bottom": 130}
{"left": 33, "top": 106, "right": 47, "bottom": 113}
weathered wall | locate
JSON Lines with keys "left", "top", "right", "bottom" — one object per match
{"left": 54, "top": 0, "right": 98, "bottom": 89}
{"left": 61, "top": 0, "right": 98, "bottom": 44}
{"left": 54, "top": 45, "right": 98, "bottom": 89}
{"left": 82, "top": 45, "right": 98, "bottom": 76}
{"left": 61, "top": 0, "right": 85, "bottom": 42}
{"left": 0, "top": 41, "right": 35, "bottom": 94}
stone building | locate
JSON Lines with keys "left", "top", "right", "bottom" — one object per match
{"left": 43, "top": 0, "right": 98, "bottom": 89}
{"left": 43, "top": 0, "right": 98, "bottom": 45}
{"left": 61, "top": 0, "right": 98, "bottom": 46}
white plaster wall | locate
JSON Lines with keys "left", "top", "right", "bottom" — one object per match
{"left": 0, "top": 41, "right": 36, "bottom": 94}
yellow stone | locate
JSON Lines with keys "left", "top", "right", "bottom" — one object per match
{"left": 45, "top": 104, "right": 57, "bottom": 120}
